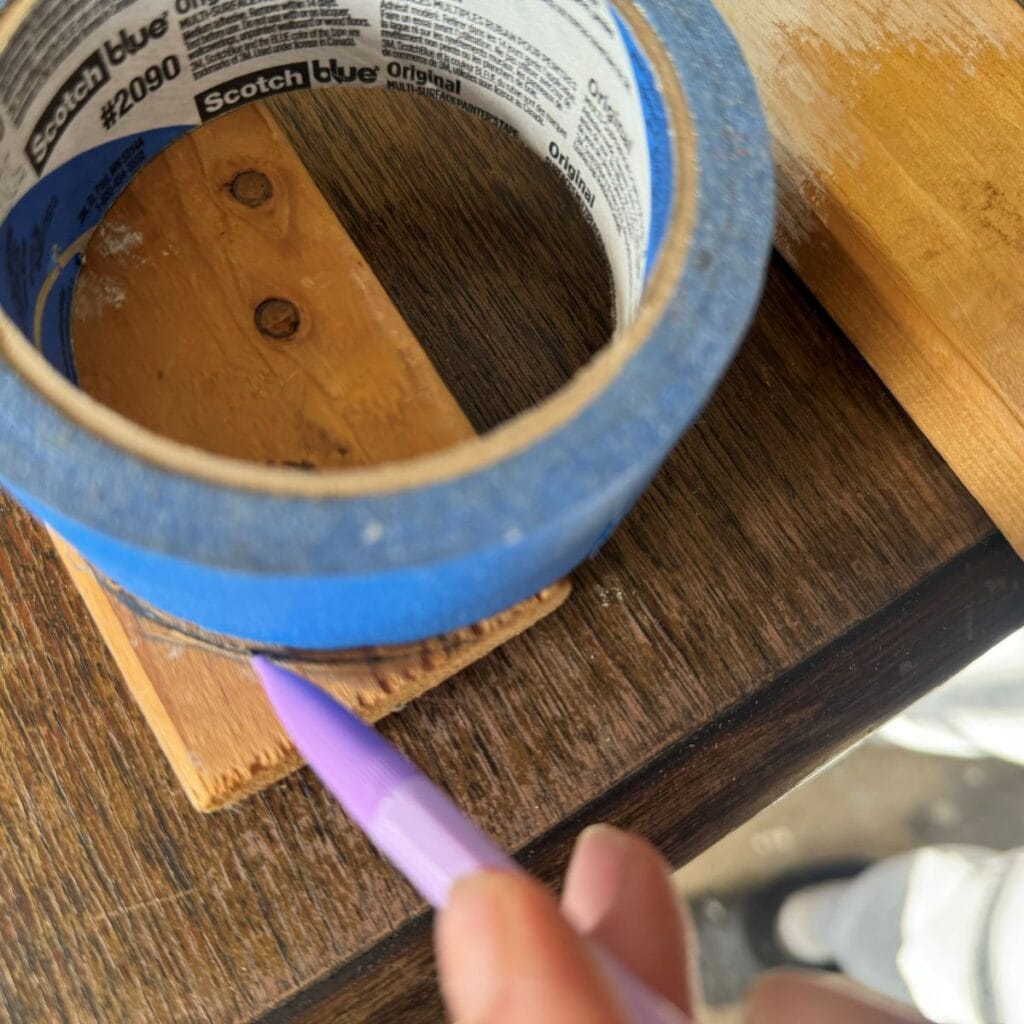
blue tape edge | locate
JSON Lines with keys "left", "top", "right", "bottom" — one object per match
{"left": 0, "top": 0, "right": 774, "bottom": 648}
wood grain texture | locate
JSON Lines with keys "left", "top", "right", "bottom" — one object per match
{"left": 264, "top": 534, "right": 1024, "bottom": 1024}
{"left": 51, "top": 533, "right": 569, "bottom": 813}
{"left": 0, "top": 87, "right": 1016, "bottom": 1024}
{"left": 714, "top": 0, "right": 1024, "bottom": 556}
{"left": 268, "top": 89, "right": 614, "bottom": 433}
{"left": 72, "top": 103, "right": 474, "bottom": 468}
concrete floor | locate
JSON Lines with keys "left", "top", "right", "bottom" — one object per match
{"left": 673, "top": 741, "right": 1024, "bottom": 1021}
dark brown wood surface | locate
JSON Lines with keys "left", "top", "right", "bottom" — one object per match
{"left": 1, "top": 89, "right": 1022, "bottom": 1024}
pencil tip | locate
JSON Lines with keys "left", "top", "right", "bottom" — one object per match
{"left": 251, "top": 657, "right": 416, "bottom": 826}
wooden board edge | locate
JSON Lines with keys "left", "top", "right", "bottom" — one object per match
{"left": 49, "top": 530, "right": 217, "bottom": 808}
{"left": 772, "top": 165, "right": 1024, "bottom": 558}
{"left": 258, "top": 535, "right": 1024, "bottom": 1024}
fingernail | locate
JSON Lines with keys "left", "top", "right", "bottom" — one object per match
{"left": 437, "top": 873, "right": 508, "bottom": 1022}
{"left": 563, "top": 824, "right": 633, "bottom": 932}
{"left": 579, "top": 823, "right": 633, "bottom": 862}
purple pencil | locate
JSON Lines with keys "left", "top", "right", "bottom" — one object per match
{"left": 254, "top": 658, "right": 688, "bottom": 1024}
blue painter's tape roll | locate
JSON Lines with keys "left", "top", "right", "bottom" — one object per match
{"left": 0, "top": 0, "right": 773, "bottom": 650}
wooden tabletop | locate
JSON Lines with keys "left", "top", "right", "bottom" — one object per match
{"left": 2, "top": 89, "right": 1024, "bottom": 1024}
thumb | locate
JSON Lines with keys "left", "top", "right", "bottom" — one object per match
{"left": 435, "top": 871, "right": 628, "bottom": 1024}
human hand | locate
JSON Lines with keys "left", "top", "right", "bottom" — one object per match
{"left": 435, "top": 824, "right": 926, "bottom": 1023}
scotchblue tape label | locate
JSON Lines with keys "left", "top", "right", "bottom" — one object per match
{"left": 0, "top": 0, "right": 657, "bottom": 353}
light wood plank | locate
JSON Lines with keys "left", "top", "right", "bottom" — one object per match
{"left": 73, "top": 102, "right": 474, "bottom": 467}
{"left": 716, "top": 0, "right": 1024, "bottom": 554}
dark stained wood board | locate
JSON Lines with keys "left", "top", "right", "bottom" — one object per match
{"left": 0, "top": 87, "right": 1019, "bottom": 1023}
{"left": 265, "top": 534, "right": 1024, "bottom": 1024}
{"left": 268, "top": 90, "right": 614, "bottom": 432}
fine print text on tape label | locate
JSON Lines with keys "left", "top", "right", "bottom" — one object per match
{"left": 0, "top": 0, "right": 664, "bottom": 379}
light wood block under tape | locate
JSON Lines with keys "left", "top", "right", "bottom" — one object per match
{"left": 64, "top": 103, "right": 569, "bottom": 811}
